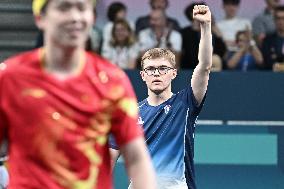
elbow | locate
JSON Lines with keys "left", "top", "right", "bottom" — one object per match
{"left": 196, "top": 63, "right": 212, "bottom": 74}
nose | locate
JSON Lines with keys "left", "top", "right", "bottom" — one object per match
{"left": 153, "top": 68, "right": 160, "bottom": 76}
{"left": 69, "top": 8, "right": 82, "bottom": 22}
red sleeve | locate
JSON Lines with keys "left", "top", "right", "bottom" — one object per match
{"left": 0, "top": 63, "right": 7, "bottom": 144}
{"left": 110, "top": 71, "right": 144, "bottom": 148}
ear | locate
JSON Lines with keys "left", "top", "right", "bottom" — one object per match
{"left": 171, "top": 69, "right": 177, "bottom": 80}
{"left": 34, "top": 15, "right": 45, "bottom": 31}
{"left": 140, "top": 70, "right": 146, "bottom": 82}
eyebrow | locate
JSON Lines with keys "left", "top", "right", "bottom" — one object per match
{"left": 54, "top": 0, "right": 89, "bottom": 7}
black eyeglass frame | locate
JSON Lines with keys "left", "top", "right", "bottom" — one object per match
{"left": 143, "top": 66, "right": 175, "bottom": 76}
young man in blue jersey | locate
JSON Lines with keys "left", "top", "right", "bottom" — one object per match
{"left": 110, "top": 4, "right": 212, "bottom": 189}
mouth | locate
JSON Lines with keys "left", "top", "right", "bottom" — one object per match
{"left": 67, "top": 28, "right": 83, "bottom": 34}
{"left": 152, "top": 79, "right": 162, "bottom": 84}
{"left": 65, "top": 26, "right": 85, "bottom": 37}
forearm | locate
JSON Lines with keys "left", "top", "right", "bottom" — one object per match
{"left": 227, "top": 49, "right": 245, "bottom": 69}
{"left": 197, "top": 22, "right": 213, "bottom": 71}
{"left": 126, "top": 155, "right": 156, "bottom": 189}
{"left": 121, "top": 138, "right": 156, "bottom": 189}
{"left": 191, "top": 22, "right": 212, "bottom": 104}
{"left": 250, "top": 46, "right": 264, "bottom": 65}
{"left": 109, "top": 148, "right": 120, "bottom": 170}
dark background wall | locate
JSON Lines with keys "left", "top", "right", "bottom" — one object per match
{"left": 126, "top": 70, "right": 284, "bottom": 121}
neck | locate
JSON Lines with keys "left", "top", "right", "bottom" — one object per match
{"left": 116, "top": 41, "right": 127, "bottom": 47}
{"left": 153, "top": 27, "right": 166, "bottom": 38}
{"left": 42, "top": 44, "right": 85, "bottom": 79}
{"left": 147, "top": 87, "right": 173, "bottom": 106}
{"left": 225, "top": 15, "right": 235, "bottom": 19}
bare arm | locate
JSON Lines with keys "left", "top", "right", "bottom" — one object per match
{"left": 120, "top": 137, "right": 156, "bottom": 189}
{"left": 191, "top": 5, "right": 213, "bottom": 105}
{"left": 227, "top": 47, "right": 246, "bottom": 69}
{"left": 250, "top": 44, "right": 264, "bottom": 66}
{"left": 109, "top": 148, "right": 120, "bottom": 170}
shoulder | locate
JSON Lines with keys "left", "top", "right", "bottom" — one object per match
{"left": 136, "top": 15, "right": 149, "bottom": 23}
{"left": 263, "top": 32, "right": 278, "bottom": 43}
{"left": 3, "top": 49, "right": 39, "bottom": 65}
{"left": 138, "top": 28, "right": 152, "bottom": 39}
{"left": 237, "top": 17, "right": 251, "bottom": 25}
{"left": 217, "top": 19, "right": 226, "bottom": 25}
{"left": 139, "top": 28, "right": 151, "bottom": 35}
{"left": 138, "top": 99, "right": 147, "bottom": 108}
{"left": 87, "top": 51, "right": 116, "bottom": 69}
{"left": 86, "top": 51, "right": 129, "bottom": 81}
{"left": 265, "top": 32, "right": 278, "bottom": 39}
{"left": 170, "top": 30, "right": 182, "bottom": 38}
{"left": 0, "top": 49, "right": 39, "bottom": 77}
{"left": 253, "top": 12, "right": 266, "bottom": 22}
{"left": 180, "top": 26, "right": 192, "bottom": 32}
{"left": 103, "top": 22, "right": 113, "bottom": 31}
{"left": 167, "top": 16, "right": 180, "bottom": 26}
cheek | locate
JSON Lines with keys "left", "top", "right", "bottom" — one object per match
{"left": 83, "top": 12, "right": 94, "bottom": 26}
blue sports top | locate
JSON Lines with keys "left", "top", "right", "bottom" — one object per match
{"left": 110, "top": 85, "right": 206, "bottom": 189}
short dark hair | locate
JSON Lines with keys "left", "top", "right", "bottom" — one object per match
{"left": 107, "top": 2, "right": 127, "bottom": 22}
{"left": 150, "top": 0, "right": 169, "bottom": 9}
{"left": 222, "top": 0, "right": 240, "bottom": 5}
{"left": 184, "top": 1, "right": 207, "bottom": 21}
{"left": 235, "top": 30, "right": 246, "bottom": 42}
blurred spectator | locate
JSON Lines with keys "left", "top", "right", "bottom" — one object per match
{"left": 88, "top": 9, "right": 103, "bottom": 54}
{"left": 88, "top": 26, "right": 102, "bottom": 54}
{"left": 102, "top": 2, "right": 133, "bottom": 52}
{"left": 217, "top": 0, "right": 251, "bottom": 52}
{"left": 102, "top": 19, "right": 139, "bottom": 69}
{"left": 225, "top": 30, "right": 264, "bottom": 71}
{"left": 138, "top": 9, "right": 182, "bottom": 67}
{"left": 262, "top": 5, "right": 284, "bottom": 71}
{"left": 180, "top": 1, "right": 227, "bottom": 70}
{"left": 135, "top": 0, "right": 180, "bottom": 34}
{"left": 252, "top": 0, "right": 280, "bottom": 47}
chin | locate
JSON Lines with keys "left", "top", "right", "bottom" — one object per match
{"left": 61, "top": 40, "right": 85, "bottom": 49}
{"left": 150, "top": 88, "right": 164, "bottom": 95}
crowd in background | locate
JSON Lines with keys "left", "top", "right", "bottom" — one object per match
{"left": 0, "top": 1, "right": 283, "bottom": 188}
{"left": 35, "top": 0, "right": 284, "bottom": 72}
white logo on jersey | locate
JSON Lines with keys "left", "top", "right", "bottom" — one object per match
{"left": 138, "top": 117, "right": 144, "bottom": 125}
{"left": 164, "top": 105, "right": 171, "bottom": 114}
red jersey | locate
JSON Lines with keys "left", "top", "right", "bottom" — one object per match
{"left": 0, "top": 49, "right": 143, "bottom": 189}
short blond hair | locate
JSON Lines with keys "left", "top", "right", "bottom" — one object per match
{"left": 141, "top": 48, "right": 176, "bottom": 69}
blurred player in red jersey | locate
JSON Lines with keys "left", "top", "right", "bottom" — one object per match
{"left": 0, "top": 0, "right": 156, "bottom": 189}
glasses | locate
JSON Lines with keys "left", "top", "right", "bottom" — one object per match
{"left": 143, "top": 66, "right": 174, "bottom": 76}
